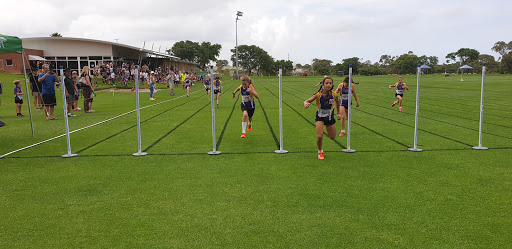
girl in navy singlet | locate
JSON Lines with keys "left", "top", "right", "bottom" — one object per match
{"left": 204, "top": 76, "right": 211, "bottom": 101}
{"left": 304, "top": 76, "right": 341, "bottom": 160}
{"left": 335, "top": 77, "right": 360, "bottom": 136}
{"left": 213, "top": 76, "right": 223, "bottom": 108}
{"left": 232, "top": 75, "right": 259, "bottom": 138}
{"left": 389, "top": 76, "right": 409, "bottom": 112}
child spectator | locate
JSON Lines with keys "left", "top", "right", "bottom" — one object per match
{"left": 14, "top": 80, "right": 24, "bottom": 117}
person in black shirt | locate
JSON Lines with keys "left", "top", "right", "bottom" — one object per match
{"left": 29, "top": 68, "right": 43, "bottom": 110}
{"left": 63, "top": 68, "right": 77, "bottom": 117}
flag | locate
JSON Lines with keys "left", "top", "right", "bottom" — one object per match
{"left": 0, "top": 34, "right": 23, "bottom": 53}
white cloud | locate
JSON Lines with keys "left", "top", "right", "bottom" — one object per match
{"left": 2, "top": 0, "right": 511, "bottom": 65}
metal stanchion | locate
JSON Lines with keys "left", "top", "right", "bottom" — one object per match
{"left": 133, "top": 66, "right": 147, "bottom": 156}
{"left": 342, "top": 65, "right": 356, "bottom": 153}
{"left": 275, "top": 66, "right": 288, "bottom": 154}
{"left": 60, "top": 67, "right": 77, "bottom": 158}
{"left": 408, "top": 65, "right": 423, "bottom": 152}
{"left": 473, "top": 64, "right": 488, "bottom": 150}
{"left": 208, "top": 66, "right": 221, "bottom": 155}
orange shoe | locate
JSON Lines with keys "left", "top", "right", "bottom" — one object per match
{"left": 318, "top": 152, "right": 324, "bottom": 160}
{"left": 241, "top": 133, "right": 246, "bottom": 138}
{"left": 248, "top": 124, "right": 252, "bottom": 132}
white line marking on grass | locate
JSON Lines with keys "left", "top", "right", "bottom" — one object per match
{"left": 1, "top": 89, "right": 203, "bottom": 159}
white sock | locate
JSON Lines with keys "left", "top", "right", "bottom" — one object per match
{"left": 341, "top": 130, "right": 345, "bottom": 133}
{"left": 242, "top": 122, "right": 247, "bottom": 133}
{"left": 248, "top": 120, "right": 252, "bottom": 125}
{"left": 318, "top": 149, "right": 323, "bottom": 153}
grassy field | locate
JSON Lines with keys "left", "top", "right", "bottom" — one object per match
{"left": 0, "top": 72, "right": 511, "bottom": 247}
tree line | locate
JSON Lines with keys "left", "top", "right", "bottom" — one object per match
{"left": 168, "top": 40, "right": 512, "bottom": 76}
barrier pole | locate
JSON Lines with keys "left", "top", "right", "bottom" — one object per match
{"left": 473, "top": 64, "right": 488, "bottom": 150}
{"left": 408, "top": 65, "right": 423, "bottom": 152}
{"left": 275, "top": 66, "right": 288, "bottom": 154}
{"left": 342, "top": 65, "right": 356, "bottom": 153}
{"left": 208, "top": 66, "right": 221, "bottom": 155}
{"left": 59, "top": 67, "right": 77, "bottom": 158}
{"left": 133, "top": 66, "right": 147, "bottom": 156}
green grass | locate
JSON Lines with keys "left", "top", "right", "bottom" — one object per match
{"left": 0, "top": 72, "right": 511, "bottom": 248}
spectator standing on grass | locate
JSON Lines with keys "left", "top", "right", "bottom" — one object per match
{"left": 149, "top": 71, "right": 157, "bottom": 100}
{"left": 63, "top": 68, "right": 77, "bottom": 117}
{"left": 72, "top": 71, "right": 81, "bottom": 111}
{"left": 14, "top": 80, "right": 24, "bottom": 117}
{"left": 167, "top": 72, "right": 175, "bottom": 96}
{"left": 80, "top": 66, "right": 95, "bottom": 113}
{"left": 38, "top": 64, "right": 60, "bottom": 120}
{"left": 29, "top": 67, "right": 43, "bottom": 110}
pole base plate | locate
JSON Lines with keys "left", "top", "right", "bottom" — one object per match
{"left": 275, "top": 150, "right": 288, "bottom": 154}
{"left": 408, "top": 148, "right": 423, "bottom": 152}
{"left": 208, "top": 151, "right": 222, "bottom": 155}
{"left": 62, "top": 153, "right": 78, "bottom": 158}
{"left": 342, "top": 149, "right": 356, "bottom": 153}
{"left": 472, "top": 146, "right": 488, "bottom": 150}
{"left": 132, "top": 152, "right": 148, "bottom": 157}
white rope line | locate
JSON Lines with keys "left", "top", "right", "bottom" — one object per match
{"left": 1, "top": 88, "right": 203, "bottom": 159}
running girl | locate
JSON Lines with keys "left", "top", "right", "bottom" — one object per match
{"left": 389, "top": 76, "right": 409, "bottom": 112}
{"left": 184, "top": 73, "right": 193, "bottom": 97}
{"left": 304, "top": 76, "right": 341, "bottom": 159}
{"left": 203, "top": 75, "right": 211, "bottom": 100}
{"left": 335, "top": 76, "right": 360, "bottom": 136}
{"left": 213, "top": 76, "right": 223, "bottom": 108}
{"left": 232, "top": 75, "right": 259, "bottom": 138}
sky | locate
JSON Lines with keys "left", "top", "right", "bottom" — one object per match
{"left": 3, "top": 0, "right": 512, "bottom": 66}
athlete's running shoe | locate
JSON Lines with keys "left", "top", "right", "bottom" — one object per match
{"left": 248, "top": 124, "right": 252, "bottom": 132}
{"left": 241, "top": 133, "right": 246, "bottom": 138}
{"left": 392, "top": 101, "right": 397, "bottom": 107}
{"left": 339, "top": 131, "right": 345, "bottom": 136}
{"left": 399, "top": 107, "right": 403, "bottom": 112}
{"left": 318, "top": 152, "right": 324, "bottom": 160}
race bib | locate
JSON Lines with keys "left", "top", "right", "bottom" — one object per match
{"left": 242, "top": 95, "right": 251, "bottom": 102}
{"left": 318, "top": 108, "right": 331, "bottom": 118}
{"left": 342, "top": 93, "right": 349, "bottom": 100}
{"left": 396, "top": 90, "right": 404, "bottom": 94}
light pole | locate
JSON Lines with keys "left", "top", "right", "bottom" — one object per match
{"left": 236, "top": 11, "right": 243, "bottom": 79}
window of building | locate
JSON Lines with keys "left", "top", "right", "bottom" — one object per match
{"left": 89, "top": 56, "right": 102, "bottom": 60}
{"left": 57, "top": 61, "right": 67, "bottom": 69}
{"left": 6, "top": 59, "right": 13, "bottom": 66}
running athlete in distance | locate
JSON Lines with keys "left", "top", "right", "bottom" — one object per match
{"left": 389, "top": 76, "right": 409, "bottom": 112}
{"left": 184, "top": 73, "right": 193, "bottom": 97}
{"left": 335, "top": 76, "right": 360, "bottom": 136}
{"left": 232, "top": 75, "right": 259, "bottom": 138}
{"left": 304, "top": 76, "right": 342, "bottom": 160}
{"left": 203, "top": 75, "right": 211, "bottom": 101}
{"left": 213, "top": 76, "right": 223, "bottom": 108}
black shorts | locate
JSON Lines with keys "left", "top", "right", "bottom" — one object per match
{"left": 395, "top": 93, "right": 404, "bottom": 98}
{"left": 15, "top": 99, "right": 23, "bottom": 104}
{"left": 214, "top": 89, "right": 221, "bottom": 94}
{"left": 241, "top": 105, "right": 255, "bottom": 117}
{"left": 315, "top": 116, "right": 336, "bottom": 126}
{"left": 42, "top": 94, "right": 57, "bottom": 106}
{"left": 205, "top": 87, "right": 210, "bottom": 91}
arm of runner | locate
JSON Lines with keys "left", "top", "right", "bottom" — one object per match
{"left": 304, "top": 94, "right": 317, "bottom": 108}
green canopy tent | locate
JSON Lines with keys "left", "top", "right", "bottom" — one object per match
{"left": 0, "top": 34, "right": 35, "bottom": 137}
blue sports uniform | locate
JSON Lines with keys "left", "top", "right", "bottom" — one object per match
{"left": 204, "top": 79, "right": 210, "bottom": 91}
{"left": 394, "top": 82, "right": 406, "bottom": 97}
{"left": 339, "top": 83, "right": 353, "bottom": 108}
{"left": 240, "top": 85, "right": 255, "bottom": 117}
{"left": 214, "top": 80, "right": 221, "bottom": 94}
{"left": 315, "top": 91, "right": 338, "bottom": 125}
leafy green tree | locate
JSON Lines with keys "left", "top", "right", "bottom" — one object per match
{"left": 197, "top": 42, "right": 222, "bottom": 70}
{"left": 379, "top": 55, "right": 393, "bottom": 66}
{"left": 216, "top": 60, "right": 229, "bottom": 72}
{"left": 446, "top": 52, "right": 457, "bottom": 64}
{"left": 340, "top": 57, "right": 360, "bottom": 74}
{"left": 50, "top": 33, "right": 62, "bottom": 37}
{"left": 230, "top": 45, "right": 273, "bottom": 76}
{"left": 491, "top": 41, "right": 511, "bottom": 61}
{"left": 501, "top": 53, "right": 512, "bottom": 74}
{"left": 312, "top": 59, "right": 332, "bottom": 72}
{"left": 169, "top": 40, "right": 199, "bottom": 62}
{"left": 446, "top": 48, "right": 480, "bottom": 65}
{"left": 274, "top": 60, "right": 294, "bottom": 75}
{"left": 391, "top": 53, "right": 420, "bottom": 74}
{"left": 475, "top": 54, "right": 498, "bottom": 73}
{"left": 169, "top": 40, "right": 221, "bottom": 70}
